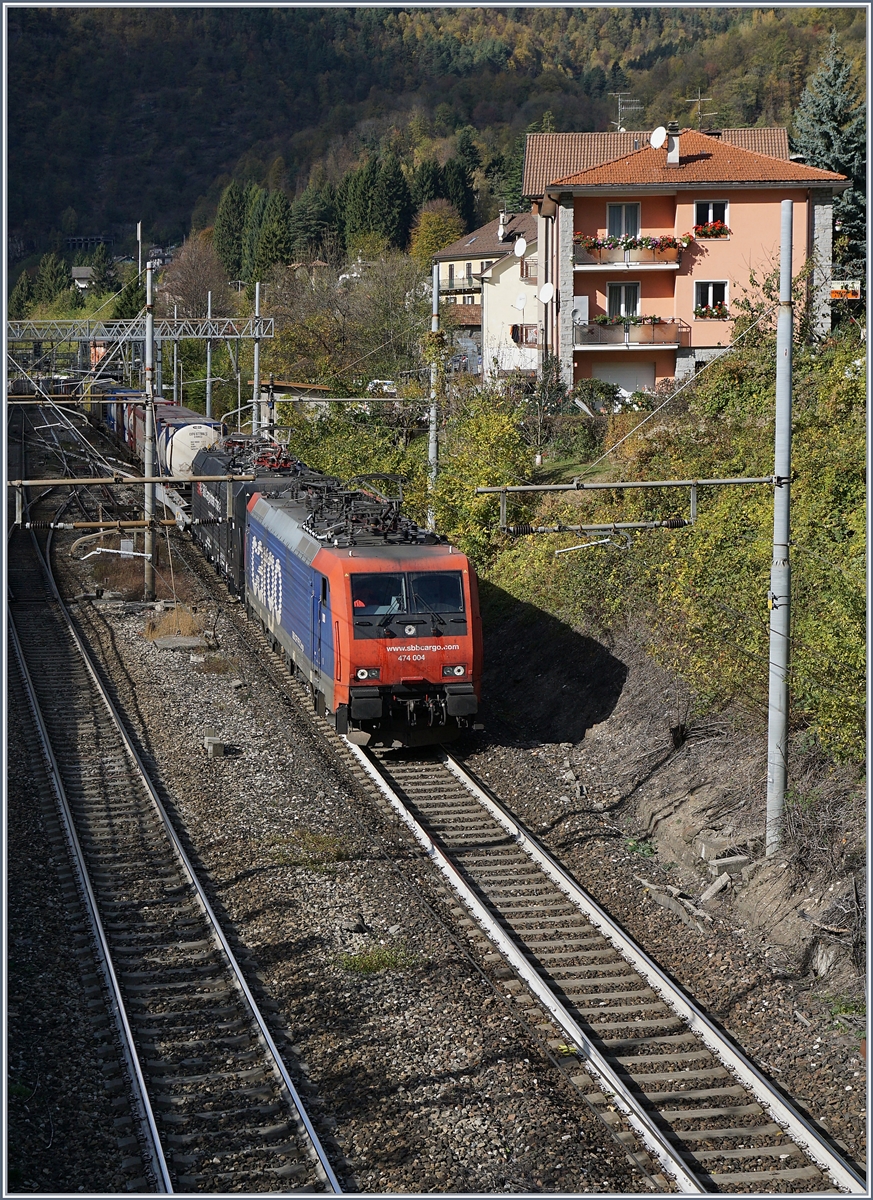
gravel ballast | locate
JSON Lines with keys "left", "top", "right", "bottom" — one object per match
{"left": 8, "top": 524, "right": 865, "bottom": 1192}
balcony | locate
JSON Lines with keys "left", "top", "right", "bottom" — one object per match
{"left": 573, "top": 244, "right": 683, "bottom": 269}
{"left": 520, "top": 256, "right": 538, "bottom": 282}
{"left": 573, "top": 318, "right": 690, "bottom": 349}
{"left": 440, "top": 278, "right": 482, "bottom": 294}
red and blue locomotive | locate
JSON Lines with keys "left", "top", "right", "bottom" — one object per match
{"left": 191, "top": 439, "right": 482, "bottom": 746}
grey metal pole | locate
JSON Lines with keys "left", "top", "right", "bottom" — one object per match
{"left": 143, "top": 264, "right": 156, "bottom": 601}
{"left": 155, "top": 331, "right": 163, "bottom": 398}
{"left": 427, "top": 262, "right": 439, "bottom": 530}
{"left": 252, "top": 282, "right": 261, "bottom": 436}
{"left": 206, "top": 291, "right": 212, "bottom": 418}
{"left": 173, "top": 305, "right": 178, "bottom": 405}
{"left": 765, "top": 199, "right": 794, "bottom": 855}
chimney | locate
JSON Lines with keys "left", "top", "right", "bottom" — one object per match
{"left": 666, "top": 120, "right": 680, "bottom": 167}
{"left": 498, "top": 211, "right": 507, "bottom": 241}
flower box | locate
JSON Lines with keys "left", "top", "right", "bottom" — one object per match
{"left": 694, "top": 304, "right": 730, "bottom": 319}
{"left": 693, "top": 221, "right": 731, "bottom": 239}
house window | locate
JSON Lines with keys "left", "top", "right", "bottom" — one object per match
{"left": 607, "top": 203, "right": 639, "bottom": 238}
{"left": 480, "top": 260, "right": 493, "bottom": 272}
{"left": 695, "top": 201, "right": 728, "bottom": 228}
{"left": 463, "top": 294, "right": 474, "bottom": 305}
{"left": 465, "top": 262, "right": 473, "bottom": 282}
{"left": 695, "top": 281, "right": 729, "bottom": 316}
{"left": 448, "top": 265, "right": 455, "bottom": 286}
{"left": 695, "top": 281, "right": 727, "bottom": 307}
{"left": 607, "top": 282, "right": 640, "bottom": 318}
{"left": 510, "top": 324, "right": 538, "bottom": 346}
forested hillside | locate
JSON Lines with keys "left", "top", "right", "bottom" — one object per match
{"left": 7, "top": 6, "right": 865, "bottom": 255}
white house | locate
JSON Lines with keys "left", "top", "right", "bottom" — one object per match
{"left": 433, "top": 212, "right": 537, "bottom": 376}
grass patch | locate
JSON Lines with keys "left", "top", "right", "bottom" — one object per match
{"left": 8, "top": 1081, "right": 31, "bottom": 1099}
{"left": 198, "top": 653, "right": 232, "bottom": 674}
{"left": 626, "top": 837, "right": 656, "bottom": 858}
{"left": 89, "top": 540, "right": 197, "bottom": 602}
{"left": 144, "top": 606, "right": 204, "bottom": 640}
{"left": 339, "top": 943, "right": 420, "bottom": 973}
{"left": 268, "top": 829, "right": 350, "bottom": 871}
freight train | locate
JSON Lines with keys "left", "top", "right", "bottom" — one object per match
{"left": 81, "top": 380, "right": 226, "bottom": 476}
{"left": 190, "top": 437, "right": 482, "bottom": 747}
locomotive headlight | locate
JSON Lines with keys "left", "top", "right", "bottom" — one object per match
{"left": 442, "top": 664, "right": 466, "bottom": 677}
{"left": 356, "top": 667, "right": 380, "bottom": 680}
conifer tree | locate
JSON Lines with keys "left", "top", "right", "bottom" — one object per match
{"left": 113, "top": 273, "right": 146, "bottom": 319}
{"left": 412, "top": 160, "right": 443, "bottom": 209}
{"left": 34, "top": 252, "right": 71, "bottom": 305}
{"left": 213, "top": 180, "right": 247, "bottom": 280}
{"left": 441, "top": 158, "right": 475, "bottom": 231}
{"left": 89, "top": 242, "right": 119, "bottom": 295}
{"left": 241, "top": 183, "right": 268, "bottom": 281}
{"left": 455, "top": 127, "right": 482, "bottom": 177}
{"left": 288, "top": 183, "right": 339, "bottom": 259}
{"left": 342, "top": 158, "right": 380, "bottom": 251}
{"left": 792, "top": 32, "right": 866, "bottom": 280}
{"left": 253, "top": 190, "right": 295, "bottom": 278}
{"left": 370, "top": 155, "right": 413, "bottom": 249}
{"left": 8, "top": 270, "right": 35, "bottom": 319}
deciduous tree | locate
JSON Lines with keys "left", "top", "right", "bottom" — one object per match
{"left": 409, "top": 200, "right": 465, "bottom": 269}
{"left": 157, "top": 233, "right": 231, "bottom": 318}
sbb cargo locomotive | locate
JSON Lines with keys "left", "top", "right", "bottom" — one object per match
{"left": 191, "top": 438, "right": 482, "bottom": 747}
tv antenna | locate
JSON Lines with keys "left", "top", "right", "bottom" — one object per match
{"left": 609, "top": 92, "right": 643, "bottom": 132}
{"left": 685, "top": 88, "right": 717, "bottom": 130}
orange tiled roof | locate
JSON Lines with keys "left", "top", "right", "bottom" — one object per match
{"left": 548, "top": 129, "right": 847, "bottom": 189}
{"left": 522, "top": 128, "right": 806, "bottom": 196}
{"left": 433, "top": 213, "right": 537, "bottom": 261}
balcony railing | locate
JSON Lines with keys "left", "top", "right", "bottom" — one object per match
{"left": 520, "top": 257, "right": 538, "bottom": 281}
{"left": 573, "top": 245, "right": 683, "bottom": 266}
{"left": 440, "top": 278, "right": 482, "bottom": 293}
{"left": 573, "top": 318, "right": 691, "bottom": 347}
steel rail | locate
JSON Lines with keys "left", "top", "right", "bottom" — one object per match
{"left": 344, "top": 739, "right": 704, "bottom": 1193}
{"left": 346, "top": 740, "right": 865, "bottom": 1195}
{"left": 8, "top": 618, "right": 174, "bottom": 1192}
{"left": 11, "top": 474, "right": 342, "bottom": 1193}
{"left": 42, "top": 563, "right": 342, "bottom": 1193}
{"left": 439, "top": 751, "right": 866, "bottom": 1194}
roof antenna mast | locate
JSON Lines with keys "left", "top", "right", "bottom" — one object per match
{"left": 684, "top": 87, "right": 717, "bottom": 131}
{"left": 608, "top": 92, "right": 643, "bottom": 133}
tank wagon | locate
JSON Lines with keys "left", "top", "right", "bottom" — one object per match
{"left": 191, "top": 441, "right": 482, "bottom": 747}
{"left": 83, "top": 379, "right": 225, "bottom": 477}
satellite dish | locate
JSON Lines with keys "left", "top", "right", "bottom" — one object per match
{"left": 650, "top": 126, "right": 667, "bottom": 150}
{"left": 513, "top": 237, "right": 527, "bottom": 257}
{"left": 514, "top": 293, "right": 527, "bottom": 311}
{"left": 538, "top": 282, "right": 555, "bottom": 304}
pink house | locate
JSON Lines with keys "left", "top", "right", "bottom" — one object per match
{"left": 525, "top": 126, "right": 849, "bottom": 394}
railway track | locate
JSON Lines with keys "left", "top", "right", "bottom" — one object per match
{"left": 8, "top": 499, "right": 341, "bottom": 1190}
{"left": 343, "top": 744, "right": 865, "bottom": 1196}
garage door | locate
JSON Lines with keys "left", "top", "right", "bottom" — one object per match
{"left": 592, "top": 362, "right": 656, "bottom": 395}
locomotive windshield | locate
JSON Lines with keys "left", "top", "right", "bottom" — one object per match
{"left": 408, "top": 571, "right": 464, "bottom": 613}
{"left": 351, "top": 573, "right": 404, "bottom": 615}
{"left": 351, "top": 570, "right": 467, "bottom": 638}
